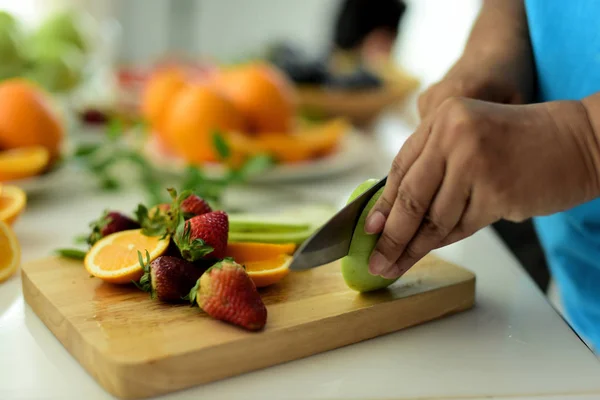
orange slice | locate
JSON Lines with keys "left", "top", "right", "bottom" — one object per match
{"left": 84, "top": 229, "right": 170, "bottom": 284}
{"left": 225, "top": 242, "right": 296, "bottom": 263}
{"left": 0, "top": 220, "right": 20, "bottom": 283}
{"left": 244, "top": 254, "right": 292, "bottom": 288}
{"left": 0, "top": 146, "right": 50, "bottom": 182}
{"left": 0, "top": 185, "right": 26, "bottom": 225}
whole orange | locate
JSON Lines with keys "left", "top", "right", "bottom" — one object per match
{"left": 0, "top": 79, "right": 63, "bottom": 159}
{"left": 212, "top": 62, "right": 296, "bottom": 134}
{"left": 163, "top": 84, "right": 246, "bottom": 164}
{"left": 140, "top": 67, "right": 188, "bottom": 136}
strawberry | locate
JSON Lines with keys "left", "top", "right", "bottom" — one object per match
{"left": 136, "top": 253, "right": 206, "bottom": 302}
{"left": 187, "top": 259, "right": 267, "bottom": 331}
{"left": 174, "top": 211, "right": 228, "bottom": 261}
{"left": 181, "top": 194, "right": 212, "bottom": 218}
{"left": 87, "top": 211, "right": 140, "bottom": 246}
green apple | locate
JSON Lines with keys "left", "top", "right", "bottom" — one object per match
{"left": 0, "top": 11, "right": 17, "bottom": 31}
{"left": 341, "top": 179, "right": 399, "bottom": 292}
{"left": 33, "top": 9, "right": 90, "bottom": 53}
{"left": 26, "top": 40, "right": 84, "bottom": 92}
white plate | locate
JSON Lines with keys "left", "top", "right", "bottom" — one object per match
{"left": 142, "top": 127, "right": 374, "bottom": 184}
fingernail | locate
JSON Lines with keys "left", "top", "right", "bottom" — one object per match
{"left": 365, "top": 211, "right": 385, "bottom": 234}
{"left": 369, "top": 251, "right": 389, "bottom": 275}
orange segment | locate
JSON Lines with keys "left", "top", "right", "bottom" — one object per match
{"left": 84, "top": 229, "right": 170, "bottom": 284}
{"left": 244, "top": 254, "right": 292, "bottom": 288}
{"left": 226, "top": 242, "right": 296, "bottom": 263}
{"left": 0, "top": 146, "right": 50, "bottom": 181}
{"left": 0, "top": 185, "right": 26, "bottom": 225}
{"left": 225, "top": 117, "right": 349, "bottom": 164}
{"left": 0, "top": 220, "right": 20, "bottom": 283}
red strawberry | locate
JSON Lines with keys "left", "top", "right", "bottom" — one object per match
{"left": 181, "top": 194, "right": 212, "bottom": 217}
{"left": 136, "top": 254, "right": 207, "bottom": 302}
{"left": 174, "top": 211, "right": 228, "bottom": 261}
{"left": 187, "top": 259, "right": 267, "bottom": 331}
{"left": 87, "top": 211, "right": 140, "bottom": 246}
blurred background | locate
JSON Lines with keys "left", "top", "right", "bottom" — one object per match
{"left": 0, "top": 0, "right": 551, "bottom": 300}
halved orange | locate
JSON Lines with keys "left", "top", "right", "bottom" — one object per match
{"left": 0, "top": 146, "right": 50, "bottom": 182}
{"left": 84, "top": 229, "right": 170, "bottom": 284}
{"left": 244, "top": 254, "right": 292, "bottom": 288}
{"left": 0, "top": 220, "right": 20, "bottom": 283}
{"left": 225, "top": 117, "right": 349, "bottom": 164}
{"left": 225, "top": 242, "right": 296, "bottom": 263}
{"left": 0, "top": 185, "right": 26, "bottom": 225}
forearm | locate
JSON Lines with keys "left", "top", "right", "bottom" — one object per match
{"left": 450, "top": 0, "right": 536, "bottom": 102}
{"left": 579, "top": 93, "right": 600, "bottom": 197}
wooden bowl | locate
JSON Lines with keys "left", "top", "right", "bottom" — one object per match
{"left": 296, "top": 69, "right": 420, "bottom": 126}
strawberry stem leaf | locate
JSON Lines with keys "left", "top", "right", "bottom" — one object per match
{"left": 173, "top": 215, "right": 214, "bottom": 262}
{"left": 184, "top": 278, "right": 201, "bottom": 305}
{"left": 134, "top": 250, "right": 153, "bottom": 294}
{"left": 87, "top": 210, "right": 111, "bottom": 246}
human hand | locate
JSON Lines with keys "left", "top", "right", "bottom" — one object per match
{"left": 365, "top": 97, "right": 600, "bottom": 279}
{"left": 418, "top": 54, "right": 532, "bottom": 119}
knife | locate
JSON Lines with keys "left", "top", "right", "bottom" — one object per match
{"left": 289, "top": 176, "right": 387, "bottom": 270}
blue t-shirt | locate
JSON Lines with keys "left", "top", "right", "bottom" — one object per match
{"left": 525, "top": 0, "right": 600, "bottom": 350}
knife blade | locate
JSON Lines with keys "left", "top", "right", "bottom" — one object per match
{"left": 289, "top": 176, "right": 387, "bottom": 271}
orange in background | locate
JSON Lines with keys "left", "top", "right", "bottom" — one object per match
{"left": 0, "top": 79, "right": 63, "bottom": 160}
{"left": 163, "top": 84, "right": 247, "bottom": 164}
{"left": 0, "top": 185, "right": 27, "bottom": 225}
{"left": 226, "top": 117, "right": 349, "bottom": 164}
{"left": 0, "top": 146, "right": 50, "bottom": 182}
{"left": 0, "top": 220, "right": 20, "bottom": 283}
{"left": 212, "top": 62, "right": 296, "bottom": 134}
{"left": 140, "top": 67, "right": 188, "bottom": 138}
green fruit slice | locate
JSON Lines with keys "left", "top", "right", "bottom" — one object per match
{"left": 341, "top": 179, "right": 399, "bottom": 292}
{"left": 229, "top": 229, "right": 313, "bottom": 245}
{"left": 228, "top": 215, "right": 310, "bottom": 233}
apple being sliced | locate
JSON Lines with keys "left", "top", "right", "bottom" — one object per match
{"left": 341, "top": 179, "right": 399, "bottom": 292}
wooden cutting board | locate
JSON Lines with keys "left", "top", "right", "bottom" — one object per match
{"left": 21, "top": 254, "right": 475, "bottom": 399}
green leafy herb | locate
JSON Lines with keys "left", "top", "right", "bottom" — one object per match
{"left": 74, "top": 234, "right": 90, "bottom": 245}
{"left": 212, "top": 130, "right": 231, "bottom": 160}
{"left": 55, "top": 248, "right": 87, "bottom": 260}
{"left": 233, "top": 154, "right": 275, "bottom": 182}
{"left": 107, "top": 118, "right": 124, "bottom": 141}
{"left": 70, "top": 117, "right": 275, "bottom": 207}
{"left": 73, "top": 143, "right": 101, "bottom": 158}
